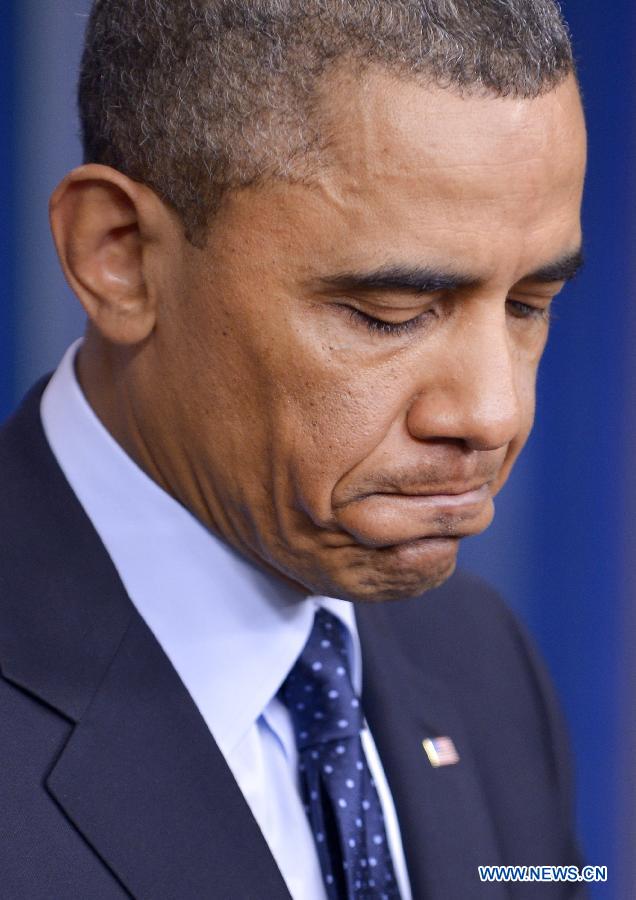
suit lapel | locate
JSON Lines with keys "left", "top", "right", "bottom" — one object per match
{"left": 46, "top": 611, "right": 291, "bottom": 900}
{"left": 356, "top": 603, "right": 509, "bottom": 900}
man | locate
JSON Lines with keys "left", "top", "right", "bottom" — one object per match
{"left": 0, "top": 1, "right": 587, "bottom": 898}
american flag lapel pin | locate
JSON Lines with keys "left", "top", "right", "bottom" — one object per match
{"left": 422, "top": 736, "right": 460, "bottom": 768}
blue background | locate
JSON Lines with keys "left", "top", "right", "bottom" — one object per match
{"left": 0, "top": 3, "right": 633, "bottom": 895}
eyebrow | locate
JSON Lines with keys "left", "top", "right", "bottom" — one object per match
{"left": 315, "top": 248, "right": 584, "bottom": 296}
{"left": 523, "top": 248, "right": 585, "bottom": 284}
{"left": 316, "top": 266, "right": 476, "bottom": 295}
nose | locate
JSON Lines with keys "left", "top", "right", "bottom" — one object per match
{"left": 405, "top": 309, "right": 523, "bottom": 452}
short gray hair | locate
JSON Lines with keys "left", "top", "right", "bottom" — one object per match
{"left": 79, "top": 0, "right": 575, "bottom": 243}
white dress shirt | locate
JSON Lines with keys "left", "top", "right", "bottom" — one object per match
{"left": 40, "top": 340, "right": 413, "bottom": 900}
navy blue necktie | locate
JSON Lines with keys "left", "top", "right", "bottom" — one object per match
{"left": 279, "top": 608, "right": 400, "bottom": 899}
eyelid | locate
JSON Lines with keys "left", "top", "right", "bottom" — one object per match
{"left": 335, "top": 292, "right": 439, "bottom": 311}
{"left": 343, "top": 304, "right": 433, "bottom": 335}
{"left": 506, "top": 297, "right": 552, "bottom": 320}
{"left": 339, "top": 291, "right": 555, "bottom": 334}
{"left": 512, "top": 281, "right": 566, "bottom": 299}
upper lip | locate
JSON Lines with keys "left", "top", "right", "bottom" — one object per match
{"left": 366, "top": 481, "right": 492, "bottom": 498}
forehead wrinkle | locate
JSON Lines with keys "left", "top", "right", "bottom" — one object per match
{"left": 313, "top": 72, "right": 583, "bottom": 197}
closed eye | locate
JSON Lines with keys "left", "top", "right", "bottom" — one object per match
{"left": 340, "top": 296, "right": 552, "bottom": 335}
{"left": 506, "top": 298, "right": 552, "bottom": 321}
{"left": 343, "top": 305, "right": 435, "bottom": 336}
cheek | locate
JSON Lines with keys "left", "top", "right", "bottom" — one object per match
{"left": 253, "top": 304, "right": 411, "bottom": 489}
{"left": 274, "top": 366, "right": 406, "bottom": 518}
{"left": 517, "top": 351, "right": 540, "bottom": 432}
{"left": 495, "top": 357, "right": 540, "bottom": 493}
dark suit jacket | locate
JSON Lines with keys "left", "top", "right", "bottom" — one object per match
{"left": 0, "top": 383, "right": 585, "bottom": 899}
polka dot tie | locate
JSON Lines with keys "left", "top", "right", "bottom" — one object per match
{"left": 278, "top": 608, "right": 401, "bottom": 899}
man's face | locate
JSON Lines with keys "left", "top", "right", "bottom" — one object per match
{"left": 138, "top": 71, "right": 586, "bottom": 602}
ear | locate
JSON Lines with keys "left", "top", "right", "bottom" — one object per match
{"left": 49, "top": 164, "right": 174, "bottom": 345}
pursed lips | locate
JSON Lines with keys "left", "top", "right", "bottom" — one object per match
{"left": 333, "top": 482, "right": 495, "bottom": 547}
{"left": 351, "top": 483, "right": 492, "bottom": 520}
{"left": 365, "top": 481, "right": 492, "bottom": 499}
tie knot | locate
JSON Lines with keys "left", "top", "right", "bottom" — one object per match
{"left": 279, "top": 608, "right": 363, "bottom": 750}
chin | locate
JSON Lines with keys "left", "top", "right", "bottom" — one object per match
{"left": 350, "top": 557, "right": 457, "bottom": 604}
{"left": 304, "top": 537, "right": 460, "bottom": 604}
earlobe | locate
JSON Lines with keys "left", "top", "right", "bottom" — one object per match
{"left": 49, "top": 164, "right": 158, "bottom": 345}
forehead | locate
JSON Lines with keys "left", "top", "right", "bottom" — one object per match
{"left": 206, "top": 73, "right": 585, "bottom": 288}
{"left": 281, "top": 70, "right": 586, "bottom": 274}
{"left": 316, "top": 68, "right": 585, "bottom": 191}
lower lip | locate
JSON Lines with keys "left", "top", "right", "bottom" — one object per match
{"left": 334, "top": 484, "right": 493, "bottom": 548}
{"left": 393, "top": 485, "right": 491, "bottom": 513}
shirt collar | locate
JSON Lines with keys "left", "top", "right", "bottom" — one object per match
{"left": 40, "top": 340, "right": 361, "bottom": 756}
